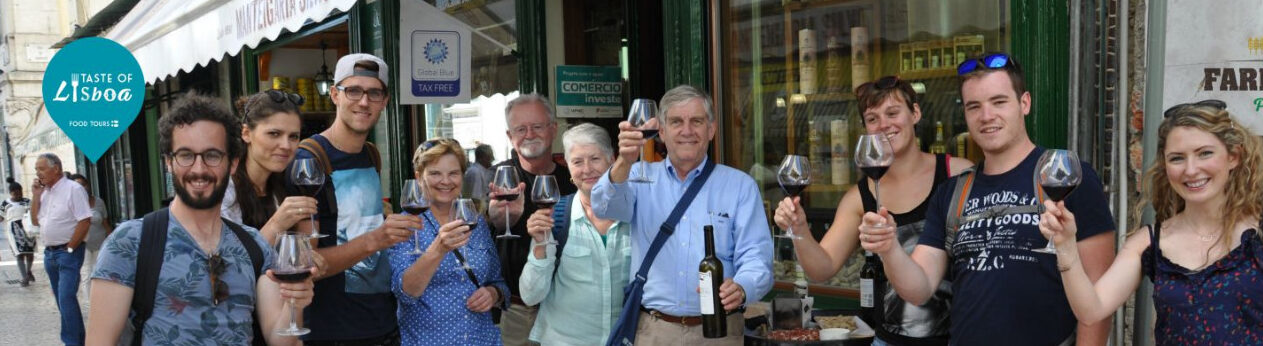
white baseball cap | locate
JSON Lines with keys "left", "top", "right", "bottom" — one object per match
{"left": 334, "top": 53, "right": 389, "bottom": 87}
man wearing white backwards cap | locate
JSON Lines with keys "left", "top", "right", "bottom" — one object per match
{"left": 289, "top": 53, "right": 420, "bottom": 345}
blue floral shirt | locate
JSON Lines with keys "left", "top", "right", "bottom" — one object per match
{"left": 388, "top": 211, "right": 510, "bottom": 346}
{"left": 92, "top": 211, "right": 275, "bottom": 345}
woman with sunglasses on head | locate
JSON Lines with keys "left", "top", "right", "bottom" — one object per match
{"left": 223, "top": 89, "right": 318, "bottom": 245}
{"left": 1040, "top": 101, "right": 1263, "bottom": 345}
{"left": 389, "top": 138, "right": 510, "bottom": 346}
{"left": 773, "top": 76, "right": 972, "bottom": 346}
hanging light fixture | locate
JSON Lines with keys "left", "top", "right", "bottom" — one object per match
{"left": 315, "top": 40, "right": 334, "bottom": 95}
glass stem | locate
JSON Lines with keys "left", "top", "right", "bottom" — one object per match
{"left": 289, "top": 297, "right": 298, "bottom": 330}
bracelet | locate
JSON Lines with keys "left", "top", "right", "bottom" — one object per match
{"left": 1057, "top": 257, "right": 1079, "bottom": 273}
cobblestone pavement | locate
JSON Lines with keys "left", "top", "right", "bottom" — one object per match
{"left": 1, "top": 232, "right": 91, "bottom": 345}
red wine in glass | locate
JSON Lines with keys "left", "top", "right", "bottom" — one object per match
{"left": 273, "top": 270, "right": 312, "bottom": 283}
{"left": 640, "top": 129, "right": 659, "bottom": 140}
{"left": 401, "top": 204, "right": 429, "bottom": 215}
{"left": 780, "top": 183, "right": 808, "bottom": 197}
{"left": 296, "top": 183, "right": 321, "bottom": 197}
{"left": 1040, "top": 184, "right": 1078, "bottom": 202}
{"left": 534, "top": 199, "right": 558, "bottom": 209}
{"left": 494, "top": 194, "right": 519, "bottom": 202}
{"left": 861, "top": 166, "right": 890, "bottom": 181}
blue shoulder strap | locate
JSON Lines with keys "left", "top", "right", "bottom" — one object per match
{"left": 551, "top": 194, "right": 574, "bottom": 279}
{"left": 635, "top": 159, "right": 717, "bottom": 283}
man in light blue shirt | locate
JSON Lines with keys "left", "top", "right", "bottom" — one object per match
{"left": 591, "top": 85, "right": 773, "bottom": 344}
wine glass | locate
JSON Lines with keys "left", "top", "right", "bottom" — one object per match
{"left": 854, "top": 134, "right": 895, "bottom": 209}
{"left": 776, "top": 155, "right": 810, "bottom": 240}
{"left": 626, "top": 98, "right": 659, "bottom": 183}
{"left": 273, "top": 232, "right": 315, "bottom": 336}
{"left": 289, "top": 158, "right": 328, "bottom": 239}
{"left": 1033, "top": 149, "right": 1083, "bottom": 254}
{"left": 531, "top": 175, "right": 560, "bottom": 245}
{"left": 453, "top": 198, "right": 480, "bottom": 270}
{"left": 492, "top": 166, "right": 521, "bottom": 239}
{"left": 400, "top": 179, "right": 429, "bottom": 255}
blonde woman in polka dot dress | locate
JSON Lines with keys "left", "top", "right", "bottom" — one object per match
{"left": 389, "top": 138, "right": 510, "bottom": 345}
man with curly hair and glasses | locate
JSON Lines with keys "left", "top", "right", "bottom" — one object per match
{"left": 86, "top": 92, "right": 314, "bottom": 345}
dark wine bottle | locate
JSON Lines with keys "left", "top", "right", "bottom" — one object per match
{"left": 859, "top": 251, "right": 885, "bottom": 328}
{"left": 699, "top": 225, "right": 726, "bottom": 338}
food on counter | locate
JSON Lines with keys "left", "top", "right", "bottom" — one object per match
{"left": 768, "top": 328, "right": 820, "bottom": 341}
{"left": 815, "top": 315, "right": 857, "bottom": 330}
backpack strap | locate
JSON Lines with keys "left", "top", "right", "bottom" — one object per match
{"left": 550, "top": 194, "right": 575, "bottom": 281}
{"left": 943, "top": 169, "right": 975, "bottom": 253}
{"left": 364, "top": 141, "right": 382, "bottom": 174}
{"left": 222, "top": 219, "right": 264, "bottom": 279}
{"left": 130, "top": 208, "right": 171, "bottom": 346}
{"left": 636, "top": 159, "right": 716, "bottom": 282}
{"left": 221, "top": 218, "right": 266, "bottom": 346}
{"left": 298, "top": 138, "right": 334, "bottom": 177}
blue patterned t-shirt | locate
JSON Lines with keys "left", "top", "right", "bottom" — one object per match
{"left": 91, "top": 211, "right": 275, "bottom": 345}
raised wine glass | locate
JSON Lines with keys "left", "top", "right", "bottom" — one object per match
{"left": 273, "top": 231, "right": 315, "bottom": 336}
{"left": 1033, "top": 149, "right": 1083, "bottom": 254}
{"left": 400, "top": 179, "right": 429, "bottom": 255}
{"left": 289, "top": 158, "right": 328, "bottom": 239}
{"left": 776, "top": 155, "right": 810, "bottom": 240}
{"left": 453, "top": 198, "right": 480, "bottom": 270}
{"left": 531, "top": 175, "right": 560, "bottom": 245}
{"left": 854, "top": 134, "right": 895, "bottom": 209}
{"left": 492, "top": 166, "right": 521, "bottom": 239}
{"left": 626, "top": 98, "right": 659, "bottom": 183}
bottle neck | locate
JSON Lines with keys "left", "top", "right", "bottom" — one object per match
{"left": 704, "top": 227, "right": 716, "bottom": 257}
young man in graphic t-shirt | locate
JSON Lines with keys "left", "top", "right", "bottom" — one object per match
{"left": 288, "top": 54, "right": 420, "bottom": 345}
{"left": 858, "top": 54, "right": 1116, "bottom": 345}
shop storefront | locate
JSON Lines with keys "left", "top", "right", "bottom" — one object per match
{"left": 77, "top": 0, "right": 1120, "bottom": 316}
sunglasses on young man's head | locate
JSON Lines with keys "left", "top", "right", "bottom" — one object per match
{"left": 1163, "top": 99, "right": 1227, "bottom": 118}
{"left": 957, "top": 53, "right": 1018, "bottom": 76}
{"left": 419, "top": 138, "right": 461, "bottom": 151}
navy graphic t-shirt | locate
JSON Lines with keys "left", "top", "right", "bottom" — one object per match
{"left": 287, "top": 134, "right": 396, "bottom": 341}
{"left": 919, "top": 147, "right": 1115, "bottom": 345}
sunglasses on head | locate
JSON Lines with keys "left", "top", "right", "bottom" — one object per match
{"left": 1163, "top": 99, "right": 1227, "bottom": 118}
{"left": 419, "top": 138, "right": 461, "bottom": 151}
{"left": 957, "top": 53, "right": 1017, "bottom": 76}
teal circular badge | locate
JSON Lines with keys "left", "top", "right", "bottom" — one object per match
{"left": 41, "top": 37, "right": 145, "bottom": 163}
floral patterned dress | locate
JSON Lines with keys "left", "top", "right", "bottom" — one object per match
{"left": 1142, "top": 224, "right": 1263, "bottom": 345}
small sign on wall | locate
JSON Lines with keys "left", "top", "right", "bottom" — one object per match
{"left": 400, "top": 0, "right": 472, "bottom": 104}
{"left": 555, "top": 65, "right": 624, "bottom": 118}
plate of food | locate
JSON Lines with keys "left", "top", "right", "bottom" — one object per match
{"left": 745, "top": 310, "right": 875, "bottom": 345}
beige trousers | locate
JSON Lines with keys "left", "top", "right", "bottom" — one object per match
{"left": 499, "top": 303, "right": 540, "bottom": 346}
{"left": 633, "top": 311, "right": 744, "bottom": 345}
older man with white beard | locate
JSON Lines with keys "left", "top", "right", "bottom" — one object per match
{"left": 487, "top": 94, "right": 578, "bottom": 346}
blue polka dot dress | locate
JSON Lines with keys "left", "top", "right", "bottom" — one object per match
{"left": 388, "top": 211, "right": 510, "bottom": 346}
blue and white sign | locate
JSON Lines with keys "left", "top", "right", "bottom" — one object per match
{"left": 400, "top": 0, "right": 471, "bottom": 104}
{"left": 41, "top": 37, "right": 145, "bottom": 163}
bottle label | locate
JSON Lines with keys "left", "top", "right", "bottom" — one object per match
{"left": 860, "top": 278, "right": 874, "bottom": 307}
{"left": 699, "top": 271, "right": 715, "bottom": 314}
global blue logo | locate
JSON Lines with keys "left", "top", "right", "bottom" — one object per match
{"left": 424, "top": 39, "right": 448, "bottom": 64}
{"left": 41, "top": 37, "right": 144, "bottom": 163}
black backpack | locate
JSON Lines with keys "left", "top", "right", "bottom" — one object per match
{"left": 128, "top": 208, "right": 265, "bottom": 345}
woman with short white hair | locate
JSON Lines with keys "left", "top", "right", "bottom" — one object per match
{"left": 519, "top": 123, "right": 631, "bottom": 345}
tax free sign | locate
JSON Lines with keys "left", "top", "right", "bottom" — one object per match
{"left": 555, "top": 65, "right": 623, "bottom": 118}
{"left": 399, "top": 0, "right": 471, "bottom": 104}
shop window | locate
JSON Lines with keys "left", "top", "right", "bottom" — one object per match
{"left": 720, "top": 0, "right": 1009, "bottom": 287}
{"left": 421, "top": 0, "right": 520, "bottom": 165}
